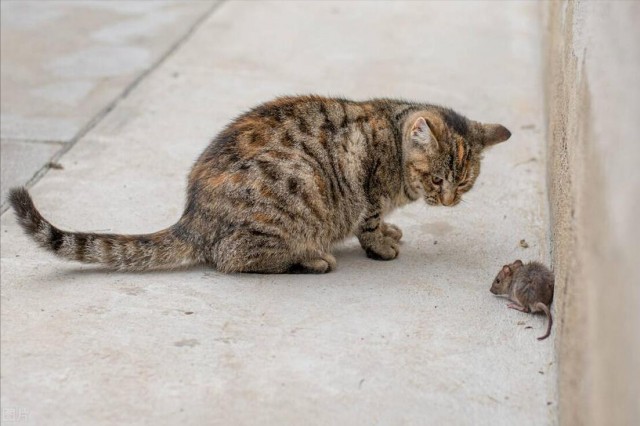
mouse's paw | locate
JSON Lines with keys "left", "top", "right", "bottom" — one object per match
{"left": 507, "top": 303, "right": 528, "bottom": 312}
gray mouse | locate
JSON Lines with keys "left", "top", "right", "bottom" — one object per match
{"left": 490, "top": 260, "right": 555, "bottom": 340}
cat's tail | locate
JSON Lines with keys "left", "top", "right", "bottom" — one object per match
{"left": 8, "top": 187, "right": 201, "bottom": 271}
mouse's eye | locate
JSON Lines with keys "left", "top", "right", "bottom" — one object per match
{"left": 496, "top": 279, "right": 500, "bottom": 284}
{"left": 432, "top": 176, "right": 443, "bottom": 185}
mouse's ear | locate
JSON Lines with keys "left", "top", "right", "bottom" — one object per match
{"left": 513, "top": 260, "right": 524, "bottom": 268}
{"left": 502, "top": 265, "right": 511, "bottom": 275}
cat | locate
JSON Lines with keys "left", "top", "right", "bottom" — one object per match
{"left": 9, "top": 95, "right": 510, "bottom": 274}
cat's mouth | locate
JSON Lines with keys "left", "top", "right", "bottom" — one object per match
{"left": 441, "top": 196, "right": 461, "bottom": 206}
{"left": 424, "top": 195, "right": 440, "bottom": 206}
{"left": 424, "top": 194, "right": 462, "bottom": 206}
{"left": 415, "top": 177, "right": 462, "bottom": 207}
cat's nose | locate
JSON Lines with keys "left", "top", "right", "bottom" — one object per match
{"left": 441, "top": 192, "right": 455, "bottom": 206}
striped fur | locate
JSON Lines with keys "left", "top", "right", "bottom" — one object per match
{"left": 10, "top": 96, "right": 510, "bottom": 273}
{"left": 9, "top": 188, "right": 199, "bottom": 271}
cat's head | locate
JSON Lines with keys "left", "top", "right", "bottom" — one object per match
{"left": 403, "top": 109, "right": 511, "bottom": 206}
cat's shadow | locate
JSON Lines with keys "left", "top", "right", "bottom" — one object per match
{"left": 334, "top": 238, "right": 489, "bottom": 274}
{"left": 52, "top": 237, "right": 487, "bottom": 282}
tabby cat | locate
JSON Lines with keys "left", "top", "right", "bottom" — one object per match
{"left": 10, "top": 96, "right": 510, "bottom": 274}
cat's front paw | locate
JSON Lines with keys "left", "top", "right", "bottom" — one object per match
{"left": 382, "top": 223, "right": 403, "bottom": 241}
{"left": 364, "top": 237, "right": 399, "bottom": 261}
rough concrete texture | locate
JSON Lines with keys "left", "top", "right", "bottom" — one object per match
{"left": 0, "top": 1, "right": 216, "bottom": 211}
{"left": 0, "top": 140, "right": 64, "bottom": 203}
{"left": 1, "top": 2, "right": 555, "bottom": 425}
{"left": 543, "top": 2, "right": 640, "bottom": 425}
{"left": 0, "top": 0, "right": 214, "bottom": 142}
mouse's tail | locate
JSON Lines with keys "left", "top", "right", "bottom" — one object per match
{"left": 535, "top": 302, "right": 553, "bottom": 341}
{"left": 9, "top": 187, "right": 202, "bottom": 271}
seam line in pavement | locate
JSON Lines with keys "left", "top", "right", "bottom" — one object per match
{"left": 1, "top": 139, "right": 67, "bottom": 146}
{"left": 0, "top": 0, "right": 227, "bottom": 215}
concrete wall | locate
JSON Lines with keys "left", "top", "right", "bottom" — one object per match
{"left": 543, "top": 1, "right": 640, "bottom": 425}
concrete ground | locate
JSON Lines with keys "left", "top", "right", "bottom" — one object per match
{"left": 0, "top": 0, "right": 217, "bottom": 208}
{"left": 0, "top": 2, "right": 555, "bottom": 425}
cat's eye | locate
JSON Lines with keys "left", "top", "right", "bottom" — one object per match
{"left": 432, "top": 176, "right": 443, "bottom": 185}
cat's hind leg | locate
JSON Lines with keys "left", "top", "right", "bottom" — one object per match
{"left": 213, "top": 231, "right": 293, "bottom": 273}
{"left": 213, "top": 231, "right": 335, "bottom": 274}
{"left": 291, "top": 252, "right": 337, "bottom": 274}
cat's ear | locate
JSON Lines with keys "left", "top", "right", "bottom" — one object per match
{"left": 411, "top": 117, "right": 439, "bottom": 147}
{"left": 481, "top": 123, "right": 511, "bottom": 147}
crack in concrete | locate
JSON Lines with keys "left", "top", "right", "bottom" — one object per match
{"left": 0, "top": 0, "right": 227, "bottom": 214}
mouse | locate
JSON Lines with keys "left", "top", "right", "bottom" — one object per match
{"left": 490, "top": 260, "right": 555, "bottom": 340}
